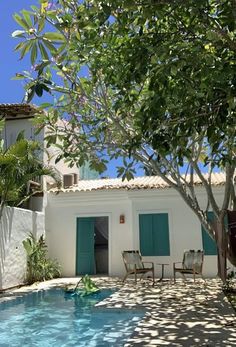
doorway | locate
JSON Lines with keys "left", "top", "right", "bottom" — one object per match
{"left": 76, "top": 216, "right": 109, "bottom": 275}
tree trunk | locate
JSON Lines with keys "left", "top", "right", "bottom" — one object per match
{"left": 215, "top": 218, "right": 227, "bottom": 283}
{"left": 227, "top": 210, "right": 236, "bottom": 266}
{"left": 0, "top": 200, "right": 5, "bottom": 221}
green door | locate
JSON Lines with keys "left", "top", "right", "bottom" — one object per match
{"left": 76, "top": 217, "right": 95, "bottom": 275}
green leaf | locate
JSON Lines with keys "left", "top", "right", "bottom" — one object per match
{"left": 19, "top": 40, "right": 34, "bottom": 60}
{"left": 46, "top": 11, "right": 58, "bottom": 21}
{"left": 23, "top": 239, "right": 34, "bottom": 256}
{"left": 55, "top": 155, "right": 62, "bottom": 164}
{"left": 16, "top": 130, "right": 25, "bottom": 141}
{"left": 31, "top": 42, "right": 38, "bottom": 65}
{"left": 21, "top": 10, "right": 33, "bottom": 28}
{"left": 31, "top": 5, "right": 40, "bottom": 12}
{"left": 25, "top": 87, "right": 35, "bottom": 103}
{"left": 46, "top": 135, "right": 57, "bottom": 146}
{"left": 42, "top": 39, "right": 57, "bottom": 54}
{"left": 38, "top": 42, "right": 49, "bottom": 60}
{"left": 101, "top": 4, "right": 111, "bottom": 16}
{"left": 56, "top": 43, "right": 67, "bottom": 55}
{"left": 43, "top": 32, "right": 65, "bottom": 42}
{"left": 126, "top": 171, "right": 134, "bottom": 181}
{"left": 13, "top": 13, "right": 30, "bottom": 30}
{"left": 11, "top": 73, "right": 25, "bottom": 80}
{"left": 38, "top": 18, "right": 45, "bottom": 33}
{"left": 14, "top": 42, "right": 26, "bottom": 52}
{"left": 35, "top": 60, "right": 51, "bottom": 76}
{"left": 38, "top": 102, "right": 52, "bottom": 108}
{"left": 42, "top": 84, "right": 50, "bottom": 92}
{"left": 35, "top": 84, "right": 43, "bottom": 97}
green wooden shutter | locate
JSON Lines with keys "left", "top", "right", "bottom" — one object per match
{"left": 139, "top": 213, "right": 170, "bottom": 256}
{"left": 153, "top": 214, "right": 170, "bottom": 256}
{"left": 139, "top": 214, "right": 154, "bottom": 255}
{"left": 201, "top": 212, "right": 217, "bottom": 255}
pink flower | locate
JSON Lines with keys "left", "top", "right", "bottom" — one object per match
{"left": 46, "top": 2, "right": 55, "bottom": 10}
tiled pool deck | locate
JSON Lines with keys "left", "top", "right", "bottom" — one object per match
{"left": 0, "top": 277, "right": 235, "bottom": 346}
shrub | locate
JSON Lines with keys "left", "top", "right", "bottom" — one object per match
{"left": 23, "top": 233, "right": 61, "bottom": 284}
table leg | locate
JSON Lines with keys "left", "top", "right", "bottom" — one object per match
{"left": 155, "top": 263, "right": 168, "bottom": 283}
{"left": 160, "top": 264, "right": 164, "bottom": 281}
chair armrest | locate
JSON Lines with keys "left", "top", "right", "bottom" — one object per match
{"left": 173, "top": 262, "right": 182, "bottom": 268}
{"left": 142, "top": 261, "right": 154, "bottom": 268}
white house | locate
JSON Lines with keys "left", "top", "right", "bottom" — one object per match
{"left": 0, "top": 103, "right": 234, "bottom": 289}
{"left": 46, "top": 174, "right": 229, "bottom": 279}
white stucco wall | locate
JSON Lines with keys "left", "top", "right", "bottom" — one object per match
{"left": 3, "top": 118, "right": 44, "bottom": 158}
{"left": 0, "top": 207, "right": 44, "bottom": 290}
{"left": 46, "top": 191, "right": 133, "bottom": 277}
{"left": 46, "top": 186, "right": 233, "bottom": 280}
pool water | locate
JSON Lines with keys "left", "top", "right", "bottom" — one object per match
{"left": 0, "top": 289, "right": 145, "bottom": 347}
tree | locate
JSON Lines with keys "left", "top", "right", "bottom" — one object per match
{"left": 0, "top": 131, "right": 61, "bottom": 219}
{"left": 13, "top": 0, "right": 236, "bottom": 281}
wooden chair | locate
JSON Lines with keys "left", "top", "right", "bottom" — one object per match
{"left": 173, "top": 250, "right": 204, "bottom": 282}
{"left": 122, "top": 250, "right": 155, "bottom": 285}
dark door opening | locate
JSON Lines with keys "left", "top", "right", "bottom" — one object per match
{"left": 94, "top": 217, "right": 108, "bottom": 274}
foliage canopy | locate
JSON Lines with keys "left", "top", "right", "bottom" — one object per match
{"left": 12, "top": 0, "right": 235, "bottom": 174}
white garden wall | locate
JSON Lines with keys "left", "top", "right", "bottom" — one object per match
{"left": 0, "top": 207, "right": 44, "bottom": 290}
{"left": 46, "top": 186, "right": 233, "bottom": 280}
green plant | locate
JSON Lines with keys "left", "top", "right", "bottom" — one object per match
{"left": 23, "top": 233, "right": 61, "bottom": 284}
{"left": 64, "top": 275, "right": 100, "bottom": 296}
{"left": 0, "top": 131, "right": 61, "bottom": 220}
{"left": 223, "top": 270, "right": 236, "bottom": 313}
{"left": 223, "top": 270, "right": 236, "bottom": 293}
{"left": 81, "top": 275, "right": 100, "bottom": 296}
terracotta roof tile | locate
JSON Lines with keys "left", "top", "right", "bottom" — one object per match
{"left": 49, "top": 172, "right": 226, "bottom": 193}
{"left": 0, "top": 103, "right": 41, "bottom": 119}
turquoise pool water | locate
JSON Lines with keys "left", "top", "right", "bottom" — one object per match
{"left": 0, "top": 289, "right": 145, "bottom": 346}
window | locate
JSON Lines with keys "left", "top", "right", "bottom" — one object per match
{"left": 201, "top": 211, "right": 217, "bottom": 255}
{"left": 139, "top": 213, "right": 170, "bottom": 256}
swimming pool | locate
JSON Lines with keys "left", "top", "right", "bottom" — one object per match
{"left": 0, "top": 288, "right": 145, "bottom": 346}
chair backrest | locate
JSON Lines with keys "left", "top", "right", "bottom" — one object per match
{"left": 182, "top": 250, "right": 204, "bottom": 273}
{"left": 122, "top": 250, "right": 144, "bottom": 271}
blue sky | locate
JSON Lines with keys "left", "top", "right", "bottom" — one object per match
{"left": 0, "top": 1, "right": 36, "bottom": 103}
{"left": 0, "top": 1, "right": 144, "bottom": 177}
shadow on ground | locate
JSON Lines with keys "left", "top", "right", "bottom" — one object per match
{"left": 95, "top": 278, "right": 236, "bottom": 347}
